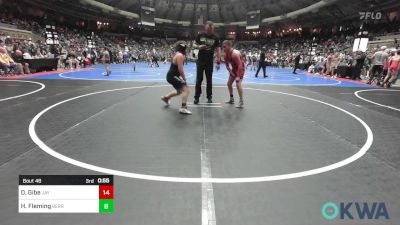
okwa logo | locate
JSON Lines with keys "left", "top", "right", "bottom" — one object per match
{"left": 321, "top": 202, "right": 390, "bottom": 220}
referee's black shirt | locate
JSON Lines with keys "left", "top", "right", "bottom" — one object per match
{"left": 195, "top": 32, "right": 221, "bottom": 64}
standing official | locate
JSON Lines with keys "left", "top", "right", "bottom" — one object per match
{"left": 193, "top": 21, "right": 221, "bottom": 104}
{"left": 292, "top": 53, "right": 301, "bottom": 74}
{"left": 255, "top": 47, "right": 267, "bottom": 78}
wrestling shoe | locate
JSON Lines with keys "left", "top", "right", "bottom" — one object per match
{"left": 225, "top": 97, "right": 234, "bottom": 104}
{"left": 161, "top": 96, "right": 170, "bottom": 106}
{"left": 179, "top": 108, "right": 192, "bottom": 115}
{"left": 236, "top": 100, "right": 244, "bottom": 108}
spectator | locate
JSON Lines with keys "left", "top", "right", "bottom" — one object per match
{"left": 0, "top": 47, "right": 21, "bottom": 75}
{"left": 32, "top": 48, "right": 44, "bottom": 58}
{"left": 66, "top": 50, "right": 78, "bottom": 69}
{"left": 22, "top": 48, "right": 32, "bottom": 59}
{"left": 352, "top": 51, "right": 366, "bottom": 80}
{"left": 11, "top": 49, "right": 30, "bottom": 74}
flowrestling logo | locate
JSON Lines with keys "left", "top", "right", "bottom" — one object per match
{"left": 359, "top": 12, "right": 382, "bottom": 20}
{"left": 321, "top": 202, "right": 390, "bottom": 220}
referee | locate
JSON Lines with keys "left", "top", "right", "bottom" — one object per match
{"left": 193, "top": 21, "right": 221, "bottom": 104}
{"left": 255, "top": 47, "right": 267, "bottom": 78}
{"left": 292, "top": 53, "right": 301, "bottom": 74}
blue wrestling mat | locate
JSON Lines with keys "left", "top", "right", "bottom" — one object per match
{"left": 25, "top": 62, "right": 371, "bottom": 87}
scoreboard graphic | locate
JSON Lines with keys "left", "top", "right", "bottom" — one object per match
{"left": 45, "top": 25, "right": 59, "bottom": 45}
{"left": 246, "top": 10, "right": 260, "bottom": 30}
{"left": 19, "top": 175, "right": 114, "bottom": 213}
{"left": 141, "top": 6, "right": 155, "bottom": 26}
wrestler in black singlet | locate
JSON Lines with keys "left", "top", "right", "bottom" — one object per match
{"left": 166, "top": 55, "right": 186, "bottom": 91}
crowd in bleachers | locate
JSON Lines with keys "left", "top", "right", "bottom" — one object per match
{"left": 0, "top": 2, "right": 177, "bottom": 75}
{"left": 1, "top": 2, "right": 399, "bottom": 84}
{"left": 0, "top": 25, "right": 175, "bottom": 75}
{"left": 237, "top": 32, "right": 399, "bottom": 84}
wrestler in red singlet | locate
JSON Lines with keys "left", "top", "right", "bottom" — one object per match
{"left": 223, "top": 40, "right": 245, "bottom": 108}
{"left": 225, "top": 48, "right": 245, "bottom": 80}
{"left": 389, "top": 57, "right": 399, "bottom": 72}
{"left": 382, "top": 49, "right": 400, "bottom": 88}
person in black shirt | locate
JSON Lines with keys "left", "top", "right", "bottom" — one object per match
{"left": 292, "top": 53, "right": 301, "bottom": 74}
{"left": 255, "top": 47, "right": 267, "bottom": 78}
{"left": 11, "top": 49, "right": 30, "bottom": 74}
{"left": 152, "top": 55, "right": 159, "bottom": 67}
{"left": 193, "top": 21, "right": 221, "bottom": 104}
{"left": 352, "top": 51, "right": 366, "bottom": 80}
